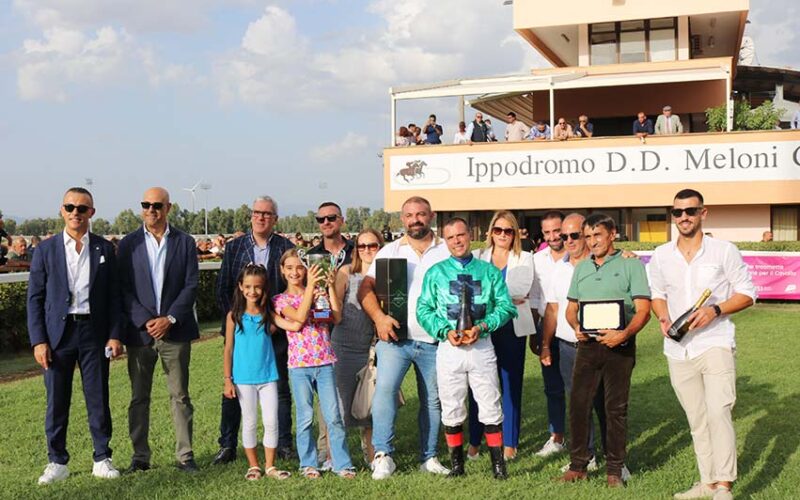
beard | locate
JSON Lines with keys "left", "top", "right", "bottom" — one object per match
{"left": 407, "top": 224, "right": 431, "bottom": 240}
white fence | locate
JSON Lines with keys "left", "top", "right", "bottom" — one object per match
{"left": 0, "top": 261, "right": 222, "bottom": 285}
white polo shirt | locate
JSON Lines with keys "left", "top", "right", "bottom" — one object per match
{"left": 531, "top": 246, "right": 563, "bottom": 316}
{"left": 544, "top": 255, "right": 578, "bottom": 343}
{"left": 648, "top": 236, "right": 757, "bottom": 360}
{"left": 366, "top": 235, "right": 450, "bottom": 343}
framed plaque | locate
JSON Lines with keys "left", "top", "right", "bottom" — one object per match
{"left": 375, "top": 258, "right": 408, "bottom": 340}
{"left": 579, "top": 299, "right": 625, "bottom": 336}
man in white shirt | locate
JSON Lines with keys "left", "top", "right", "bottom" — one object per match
{"left": 649, "top": 189, "right": 756, "bottom": 500}
{"left": 358, "top": 196, "right": 451, "bottom": 480}
{"left": 529, "top": 211, "right": 568, "bottom": 457}
{"left": 504, "top": 112, "right": 530, "bottom": 142}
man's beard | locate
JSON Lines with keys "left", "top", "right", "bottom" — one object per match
{"left": 407, "top": 224, "right": 431, "bottom": 240}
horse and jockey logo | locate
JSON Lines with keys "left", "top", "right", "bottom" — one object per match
{"left": 396, "top": 160, "right": 426, "bottom": 183}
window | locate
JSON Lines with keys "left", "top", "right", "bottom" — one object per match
{"left": 589, "top": 17, "right": 677, "bottom": 65}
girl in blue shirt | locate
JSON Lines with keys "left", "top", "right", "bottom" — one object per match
{"left": 223, "top": 264, "right": 289, "bottom": 481}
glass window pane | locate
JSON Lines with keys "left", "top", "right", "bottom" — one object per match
{"left": 591, "top": 42, "right": 617, "bottom": 65}
{"left": 592, "top": 22, "right": 615, "bottom": 33}
{"left": 620, "top": 31, "right": 646, "bottom": 63}
{"left": 620, "top": 20, "right": 644, "bottom": 31}
{"left": 650, "top": 29, "right": 676, "bottom": 62}
{"left": 650, "top": 17, "right": 675, "bottom": 29}
{"left": 591, "top": 32, "right": 616, "bottom": 44}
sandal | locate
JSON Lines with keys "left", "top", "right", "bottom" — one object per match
{"left": 301, "top": 466, "right": 321, "bottom": 479}
{"left": 336, "top": 467, "right": 357, "bottom": 479}
{"left": 245, "top": 466, "right": 262, "bottom": 481}
{"left": 265, "top": 466, "right": 291, "bottom": 480}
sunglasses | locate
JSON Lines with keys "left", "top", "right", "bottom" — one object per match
{"left": 63, "top": 204, "right": 91, "bottom": 214}
{"left": 252, "top": 210, "right": 275, "bottom": 218}
{"left": 559, "top": 232, "right": 583, "bottom": 242}
{"left": 491, "top": 227, "right": 515, "bottom": 237}
{"left": 670, "top": 207, "right": 703, "bottom": 218}
{"left": 141, "top": 202, "right": 165, "bottom": 210}
{"left": 356, "top": 243, "right": 381, "bottom": 251}
{"left": 315, "top": 215, "right": 339, "bottom": 224}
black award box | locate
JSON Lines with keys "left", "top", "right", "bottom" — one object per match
{"left": 375, "top": 258, "right": 408, "bottom": 340}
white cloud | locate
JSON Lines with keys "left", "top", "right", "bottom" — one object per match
{"left": 309, "top": 132, "right": 370, "bottom": 162}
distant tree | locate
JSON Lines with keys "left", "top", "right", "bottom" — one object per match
{"left": 112, "top": 209, "right": 142, "bottom": 235}
{"left": 17, "top": 217, "right": 63, "bottom": 236}
{"left": 233, "top": 204, "right": 251, "bottom": 232}
{"left": 706, "top": 99, "right": 785, "bottom": 132}
{"left": 92, "top": 218, "right": 112, "bottom": 235}
{"left": 4, "top": 218, "right": 16, "bottom": 235}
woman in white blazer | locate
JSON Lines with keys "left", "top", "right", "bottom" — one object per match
{"left": 466, "top": 210, "right": 535, "bottom": 461}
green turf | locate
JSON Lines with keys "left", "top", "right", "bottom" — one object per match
{"left": 1, "top": 304, "right": 798, "bottom": 499}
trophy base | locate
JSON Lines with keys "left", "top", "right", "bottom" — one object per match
{"left": 311, "top": 309, "right": 334, "bottom": 324}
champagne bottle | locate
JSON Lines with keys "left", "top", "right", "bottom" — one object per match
{"left": 456, "top": 286, "right": 473, "bottom": 338}
{"left": 667, "top": 289, "right": 713, "bottom": 342}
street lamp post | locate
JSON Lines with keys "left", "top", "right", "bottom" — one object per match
{"left": 85, "top": 178, "right": 94, "bottom": 232}
{"left": 200, "top": 183, "right": 211, "bottom": 236}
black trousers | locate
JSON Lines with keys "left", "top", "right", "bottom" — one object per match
{"left": 44, "top": 319, "right": 112, "bottom": 464}
{"left": 568, "top": 341, "right": 635, "bottom": 477}
{"left": 218, "top": 331, "right": 293, "bottom": 449}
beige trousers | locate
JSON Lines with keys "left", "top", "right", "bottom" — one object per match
{"left": 668, "top": 347, "right": 737, "bottom": 484}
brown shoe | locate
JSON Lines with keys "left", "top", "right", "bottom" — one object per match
{"left": 556, "top": 470, "right": 588, "bottom": 482}
{"left": 607, "top": 475, "right": 625, "bottom": 488}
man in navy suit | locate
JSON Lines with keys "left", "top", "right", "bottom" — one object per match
{"left": 27, "top": 187, "right": 123, "bottom": 484}
{"left": 117, "top": 187, "right": 200, "bottom": 473}
{"left": 211, "top": 195, "right": 296, "bottom": 464}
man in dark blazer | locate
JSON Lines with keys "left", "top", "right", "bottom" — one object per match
{"left": 27, "top": 187, "right": 123, "bottom": 484}
{"left": 211, "top": 195, "right": 296, "bottom": 464}
{"left": 117, "top": 187, "right": 200, "bottom": 473}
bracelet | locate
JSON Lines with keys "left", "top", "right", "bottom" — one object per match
{"left": 223, "top": 376, "right": 232, "bottom": 380}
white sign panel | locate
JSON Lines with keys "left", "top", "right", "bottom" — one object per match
{"left": 389, "top": 140, "right": 800, "bottom": 190}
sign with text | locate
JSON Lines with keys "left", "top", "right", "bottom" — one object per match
{"left": 389, "top": 140, "right": 800, "bottom": 190}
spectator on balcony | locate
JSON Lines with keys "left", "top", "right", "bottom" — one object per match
{"left": 792, "top": 109, "right": 800, "bottom": 130}
{"left": 466, "top": 112, "right": 490, "bottom": 143}
{"left": 395, "top": 126, "right": 413, "bottom": 147}
{"left": 761, "top": 231, "right": 773, "bottom": 242}
{"left": 574, "top": 115, "right": 594, "bottom": 138}
{"left": 485, "top": 119, "right": 498, "bottom": 142}
{"left": 423, "top": 115, "right": 444, "bottom": 145}
{"left": 655, "top": 105, "right": 683, "bottom": 135}
{"left": 528, "top": 121, "right": 551, "bottom": 141}
{"left": 505, "top": 112, "right": 530, "bottom": 142}
{"left": 408, "top": 124, "right": 423, "bottom": 145}
{"left": 632, "top": 112, "right": 654, "bottom": 139}
{"left": 553, "top": 118, "right": 574, "bottom": 141}
{"left": 8, "top": 236, "right": 30, "bottom": 262}
{"left": 454, "top": 121, "right": 469, "bottom": 144}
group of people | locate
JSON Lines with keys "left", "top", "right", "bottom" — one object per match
{"left": 27, "top": 186, "right": 755, "bottom": 499}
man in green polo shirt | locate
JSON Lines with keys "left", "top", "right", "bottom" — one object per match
{"left": 558, "top": 213, "right": 651, "bottom": 488}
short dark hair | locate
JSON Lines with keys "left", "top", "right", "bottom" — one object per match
{"left": 674, "top": 189, "right": 704, "bottom": 205}
{"left": 541, "top": 210, "right": 565, "bottom": 222}
{"left": 583, "top": 213, "right": 616, "bottom": 233}
{"left": 429, "top": 114, "right": 437, "bottom": 121}
{"left": 444, "top": 216, "right": 469, "bottom": 232}
{"left": 64, "top": 186, "right": 94, "bottom": 203}
{"left": 507, "top": 111, "right": 516, "bottom": 118}
{"left": 402, "top": 196, "right": 432, "bottom": 212}
{"left": 318, "top": 201, "right": 342, "bottom": 215}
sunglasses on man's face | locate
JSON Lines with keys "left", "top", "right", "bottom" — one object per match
{"left": 315, "top": 215, "right": 339, "bottom": 224}
{"left": 141, "top": 202, "right": 165, "bottom": 210}
{"left": 63, "top": 204, "right": 91, "bottom": 214}
{"left": 671, "top": 207, "right": 703, "bottom": 218}
{"left": 356, "top": 243, "right": 380, "bottom": 251}
{"left": 559, "top": 232, "right": 583, "bottom": 242}
{"left": 491, "top": 227, "right": 515, "bottom": 237}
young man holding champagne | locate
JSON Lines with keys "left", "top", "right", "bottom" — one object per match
{"left": 648, "top": 189, "right": 756, "bottom": 500}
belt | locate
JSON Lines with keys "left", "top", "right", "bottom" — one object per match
{"left": 67, "top": 313, "right": 91, "bottom": 322}
{"left": 558, "top": 338, "right": 579, "bottom": 349}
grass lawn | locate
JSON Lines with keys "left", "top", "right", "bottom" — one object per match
{"left": 1, "top": 304, "right": 798, "bottom": 499}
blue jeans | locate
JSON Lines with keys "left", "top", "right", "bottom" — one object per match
{"left": 372, "top": 339, "right": 440, "bottom": 462}
{"left": 288, "top": 365, "right": 353, "bottom": 471}
{"left": 536, "top": 329, "right": 566, "bottom": 434}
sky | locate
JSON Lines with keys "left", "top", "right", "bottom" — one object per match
{"left": 1, "top": 0, "right": 797, "bottom": 221}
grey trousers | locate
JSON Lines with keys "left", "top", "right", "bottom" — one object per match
{"left": 127, "top": 340, "right": 194, "bottom": 462}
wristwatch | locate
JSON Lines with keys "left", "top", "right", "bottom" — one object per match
{"left": 711, "top": 305, "right": 722, "bottom": 317}
{"left": 167, "top": 315, "right": 177, "bottom": 325}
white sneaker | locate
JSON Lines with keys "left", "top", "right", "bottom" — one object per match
{"left": 319, "top": 459, "right": 333, "bottom": 472}
{"left": 38, "top": 463, "right": 69, "bottom": 485}
{"left": 712, "top": 486, "right": 733, "bottom": 500}
{"left": 621, "top": 464, "right": 631, "bottom": 482}
{"left": 674, "top": 482, "right": 716, "bottom": 499}
{"left": 371, "top": 453, "right": 396, "bottom": 480}
{"left": 560, "top": 455, "right": 598, "bottom": 473}
{"left": 419, "top": 456, "right": 450, "bottom": 475}
{"left": 92, "top": 458, "right": 120, "bottom": 479}
{"left": 535, "top": 437, "right": 567, "bottom": 457}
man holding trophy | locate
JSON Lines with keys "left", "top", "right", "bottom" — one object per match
{"left": 417, "top": 217, "right": 517, "bottom": 479}
{"left": 648, "top": 189, "right": 755, "bottom": 500}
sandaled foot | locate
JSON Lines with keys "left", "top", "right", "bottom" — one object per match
{"left": 265, "top": 466, "right": 291, "bottom": 480}
{"left": 301, "top": 466, "right": 321, "bottom": 479}
{"left": 337, "top": 467, "right": 357, "bottom": 479}
{"left": 245, "top": 466, "right": 262, "bottom": 481}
